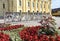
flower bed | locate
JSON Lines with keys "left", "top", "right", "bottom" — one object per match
{"left": 0, "top": 16, "right": 60, "bottom": 41}
{"left": 0, "top": 24, "right": 24, "bottom": 31}
{"left": 19, "top": 26, "right": 41, "bottom": 41}
{"left": 0, "top": 32, "right": 10, "bottom": 41}
{"left": 19, "top": 26, "right": 60, "bottom": 41}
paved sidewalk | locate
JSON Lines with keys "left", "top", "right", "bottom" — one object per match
{"left": 0, "top": 16, "right": 60, "bottom": 27}
{"left": 0, "top": 19, "right": 4, "bottom": 23}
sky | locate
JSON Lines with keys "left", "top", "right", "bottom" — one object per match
{"left": 52, "top": 0, "right": 60, "bottom": 9}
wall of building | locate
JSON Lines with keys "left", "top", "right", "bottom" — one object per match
{"left": 0, "top": 0, "right": 51, "bottom": 15}
{"left": 0, "top": 0, "right": 8, "bottom": 16}
{"left": 8, "top": 0, "right": 17, "bottom": 12}
{"left": 17, "top": 0, "right": 51, "bottom": 14}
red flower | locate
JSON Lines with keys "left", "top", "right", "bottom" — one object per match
{"left": 49, "top": 35, "right": 55, "bottom": 41}
{"left": 0, "top": 32, "right": 10, "bottom": 41}
{"left": 0, "top": 24, "right": 24, "bottom": 31}
{"left": 19, "top": 26, "right": 60, "bottom": 41}
{"left": 56, "top": 35, "right": 60, "bottom": 41}
{"left": 19, "top": 26, "right": 42, "bottom": 41}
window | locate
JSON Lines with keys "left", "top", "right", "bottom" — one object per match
{"left": 3, "top": 3, "right": 5, "bottom": 9}
{"left": 19, "top": 10, "right": 21, "bottom": 15}
{"left": 20, "top": 10, "right": 21, "bottom": 13}
{"left": 28, "top": 10, "right": 30, "bottom": 12}
{"left": 44, "top": 11, "right": 45, "bottom": 13}
{"left": 37, "top": 11, "right": 38, "bottom": 12}
{"left": 28, "top": 2, "right": 30, "bottom": 7}
{"left": 40, "top": 4, "right": 42, "bottom": 8}
{"left": 38, "top": 0, "right": 39, "bottom": 2}
{"left": 19, "top": 0, "right": 21, "bottom": 6}
{"left": 48, "top": 5, "right": 50, "bottom": 8}
{"left": 33, "top": 2, "right": 34, "bottom": 7}
{"left": 45, "top": 0, "right": 48, "bottom": 1}
{"left": 37, "top": 3, "right": 38, "bottom": 8}
{"left": 48, "top": 2, "right": 50, "bottom": 9}
{"left": 40, "top": 4, "right": 42, "bottom": 12}
{"left": 44, "top": 4, "right": 45, "bottom": 8}
{"left": 41, "top": 1, "right": 43, "bottom": 3}
{"left": 28, "top": 10, "right": 30, "bottom": 14}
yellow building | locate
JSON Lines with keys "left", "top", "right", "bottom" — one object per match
{"left": 0, "top": 0, "right": 51, "bottom": 16}
{"left": 52, "top": 8, "right": 60, "bottom": 16}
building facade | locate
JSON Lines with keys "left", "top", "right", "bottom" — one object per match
{"left": 0, "top": 0, "right": 51, "bottom": 16}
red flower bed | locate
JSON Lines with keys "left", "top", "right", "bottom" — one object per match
{"left": 0, "top": 32, "right": 10, "bottom": 41}
{"left": 19, "top": 26, "right": 60, "bottom": 41}
{"left": 19, "top": 26, "right": 41, "bottom": 41}
{"left": 0, "top": 24, "right": 24, "bottom": 31}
